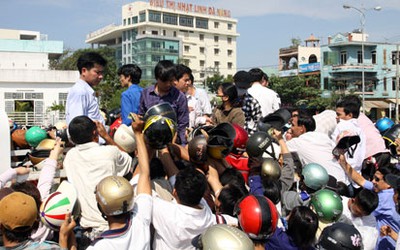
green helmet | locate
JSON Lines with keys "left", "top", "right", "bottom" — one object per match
{"left": 261, "top": 158, "right": 281, "bottom": 180}
{"left": 310, "top": 189, "right": 343, "bottom": 223}
{"left": 302, "top": 163, "right": 329, "bottom": 191}
{"left": 25, "top": 126, "right": 48, "bottom": 147}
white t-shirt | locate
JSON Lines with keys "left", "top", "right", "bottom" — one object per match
{"left": 247, "top": 82, "right": 280, "bottom": 117}
{"left": 341, "top": 197, "right": 378, "bottom": 250}
{"left": 152, "top": 197, "right": 215, "bottom": 250}
{"left": 287, "top": 131, "right": 348, "bottom": 184}
{"left": 64, "top": 142, "right": 133, "bottom": 231}
{"left": 87, "top": 194, "right": 152, "bottom": 250}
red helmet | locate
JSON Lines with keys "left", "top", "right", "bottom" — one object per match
{"left": 232, "top": 123, "right": 248, "bottom": 151}
{"left": 234, "top": 195, "right": 279, "bottom": 240}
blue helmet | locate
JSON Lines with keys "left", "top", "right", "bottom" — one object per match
{"left": 375, "top": 117, "right": 394, "bottom": 134}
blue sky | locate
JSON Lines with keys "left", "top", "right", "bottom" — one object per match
{"left": 1, "top": 0, "right": 399, "bottom": 70}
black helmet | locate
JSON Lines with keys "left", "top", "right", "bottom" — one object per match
{"left": 187, "top": 125, "right": 214, "bottom": 143}
{"left": 144, "top": 102, "right": 177, "bottom": 123}
{"left": 188, "top": 135, "right": 208, "bottom": 164}
{"left": 207, "top": 123, "right": 236, "bottom": 159}
{"left": 208, "top": 123, "right": 236, "bottom": 141}
{"left": 258, "top": 108, "right": 291, "bottom": 131}
{"left": 143, "top": 115, "right": 177, "bottom": 149}
{"left": 383, "top": 124, "right": 400, "bottom": 157}
{"left": 246, "top": 131, "right": 275, "bottom": 158}
{"left": 318, "top": 222, "right": 363, "bottom": 250}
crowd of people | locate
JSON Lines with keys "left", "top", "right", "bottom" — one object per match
{"left": 2, "top": 51, "right": 400, "bottom": 250}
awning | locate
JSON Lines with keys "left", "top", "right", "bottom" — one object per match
{"left": 363, "top": 100, "right": 389, "bottom": 112}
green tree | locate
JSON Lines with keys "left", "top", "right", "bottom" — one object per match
{"left": 205, "top": 73, "right": 225, "bottom": 94}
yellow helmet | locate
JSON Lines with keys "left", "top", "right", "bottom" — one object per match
{"left": 95, "top": 176, "right": 134, "bottom": 216}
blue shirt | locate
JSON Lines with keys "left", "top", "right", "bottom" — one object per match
{"left": 139, "top": 85, "right": 189, "bottom": 145}
{"left": 265, "top": 228, "right": 314, "bottom": 250}
{"left": 121, "top": 84, "right": 143, "bottom": 126}
{"left": 364, "top": 180, "right": 400, "bottom": 249}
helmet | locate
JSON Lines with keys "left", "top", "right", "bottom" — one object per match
{"left": 207, "top": 135, "right": 233, "bottom": 159}
{"left": 143, "top": 115, "right": 177, "bottom": 149}
{"left": 302, "top": 163, "right": 329, "bottom": 191}
{"left": 11, "top": 129, "right": 30, "bottom": 149}
{"left": 113, "top": 124, "right": 136, "bottom": 153}
{"left": 54, "top": 121, "right": 67, "bottom": 130}
{"left": 261, "top": 158, "right": 281, "bottom": 180}
{"left": 95, "top": 176, "right": 134, "bottom": 216}
{"left": 318, "top": 222, "right": 363, "bottom": 250}
{"left": 246, "top": 131, "right": 273, "bottom": 158}
{"left": 187, "top": 125, "right": 214, "bottom": 142}
{"left": 234, "top": 195, "right": 279, "bottom": 240}
{"left": 188, "top": 135, "right": 208, "bottom": 164}
{"left": 36, "top": 139, "right": 56, "bottom": 150}
{"left": 144, "top": 102, "right": 177, "bottom": 122}
{"left": 40, "top": 181, "right": 77, "bottom": 231}
{"left": 208, "top": 123, "right": 236, "bottom": 142}
{"left": 259, "top": 108, "right": 291, "bottom": 130}
{"left": 383, "top": 124, "right": 400, "bottom": 157}
{"left": 310, "top": 189, "right": 343, "bottom": 223}
{"left": 375, "top": 117, "right": 394, "bottom": 134}
{"left": 28, "top": 149, "right": 51, "bottom": 166}
{"left": 196, "top": 224, "right": 253, "bottom": 250}
{"left": 25, "top": 126, "right": 47, "bottom": 147}
{"left": 108, "top": 107, "right": 121, "bottom": 125}
{"left": 232, "top": 123, "right": 248, "bottom": 151}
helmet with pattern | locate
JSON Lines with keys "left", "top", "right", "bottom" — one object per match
{"left": 234, "top": 195, "right": 279, "bottom": 240}
{"left": 317, "top": 222, "right": 363, "bottom": 250}
{"left": 143, "top": 115, "right": 177, "bottom": 149}
{"left": 246, "top": 131, "right": 275, "bottom": 159}
{"left": 95, "top": 176, "right": 134, "bottom": 216}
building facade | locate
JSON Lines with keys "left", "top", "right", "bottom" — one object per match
{"left": 0, "top": 29, "right": 77, "bottom": 126}
{"left": 86, "top": 0, "right": 239, "bottom": 83}
{"left": 320, "top": 31, "right": 398, "bottom": 115}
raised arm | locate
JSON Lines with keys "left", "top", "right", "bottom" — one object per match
{"left": 338, "top": 153, "right": 366, "bottom": 187}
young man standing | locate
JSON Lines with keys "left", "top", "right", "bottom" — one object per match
{"left": 139, "top": 60, "right": 189, "bottom": 145}
{"left": 118, "top": 64, "right": 143, "bottom": 126}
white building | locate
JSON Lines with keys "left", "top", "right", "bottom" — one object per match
{"left": 0, "top": 29, "right": 78, "bottom": 126}
{"left": 86, "top": 0, "right": 239, "bottom": 83}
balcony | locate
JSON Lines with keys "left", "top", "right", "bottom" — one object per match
{"left": 331, "top": 64, "right": 375, "bottom": 72}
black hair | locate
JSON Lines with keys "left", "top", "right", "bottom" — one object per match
{"left": 355, "top": 189, "right": 379, "bottom": 215}
{"left": 150, "top": 157, "right": 167, "bottom": 180}
{"left": 218, "top": 183, "right": 248, "bottom": 216}
{"left": 335, "top": 181, "right": 351, "bottom": 197}
{"left": 189, "top": 73, "right": 194, "bottom": 84}
{"left": 154, "top": 60, "right": 176, "bottom": 82}
{"left": 219, "top": 82, "right": 241, "bottom": 108}
{"left": 286, "top": 206, "right": 319, "bottom": 249}
{"left": 2, "top": 226, "right": 32, "bottom": 243}
{"left": 248, "top": 68, "right": 265, "bottom": 82}
{"left": 117, "top": 64, "right": 142, "bottom": 84}
{"left": 336, "top": 95, "right": 361, "bottom": 118}
{"left": 174, "top": 167, "right": 207, "bottom": 207}
{"left": 68, "top": 115, "right": 96, "bottom": 144}
{"left": 77, "top": 52, "right": 107, "bottom": 74}
{"left": 262, "top": 179, "right": 282, "bottom": 204}
{"left": 377, "top": 165, "right": 399, "bottom": 180}
{"left": 175, "top": 64, "right": 192, "bottom": 82}
{"left": 297, "top": 112, "right": 316, "bottom": 132}
{"left": 220, "top": 168, "right": 246, "bottom": 188}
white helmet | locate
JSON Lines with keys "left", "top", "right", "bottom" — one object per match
{"left": 113, "top": 124, "right": 136, "bottom": 153}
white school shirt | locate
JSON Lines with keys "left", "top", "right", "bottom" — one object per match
{"left": 152, "top": 197, "right": 215, "bottom": 250}
{"left": 87, "top": 194, "right": 152, "bottom": 250}
{"left": 247, "top": 82, "right": 280, "bottom": 117}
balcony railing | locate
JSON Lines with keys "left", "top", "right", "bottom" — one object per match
{"left": 7, "top": 112, "right": 66, "bottom": 126}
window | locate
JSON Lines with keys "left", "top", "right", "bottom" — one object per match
{"left": 149, "top": 11, "right": 161, "bottom": 23}
{"left": 151, "top": 30, "right": 158, "bottom": 35}
{"left": 196, "top": 18, "right": 208, "bottom": 29}
{"left": 123, "top": 19, "right": 126, "bottom": 26}
{"left": 200, "top": 47, "right": 205, "bottom": 54}
{"left": 139, "top": 11, "right": 146, "bottom": 22}
{"left": 200, "top": 73, "right": 205, "bottom": 78}
{"left": 214, "top": 61, "right": 220, "bottom": 68}
{"left": 214, "top": 48, "right": 219, "bottom": 55}
{"left": 128, "top": 18, "right": 131, "bottom": 25}
{"left": 200, "top": 60, "right": 205, "bottom": 67}
{"left": 214, "top": 22, "right": 219, "bottom": 28}
{"left": 184, "top": 45, "right": 190, "bottom": 52}
{"left": 214, "top": 36, "right": 219, "bottom": 43}
{"left": 228, "top": 23, "right": 233, "bottom": 30}
{"left": 227, "top": 50, "right": 233, "bottom": 56}
{"left": 227, "top": 62, "right": 233, "bottom": 69}
{"left": 384, "top": 77, "right": 387, "bottom": 91}
{"left": 227, "top": 37, "right": 232, "bottom": 44}
{"left": 163, "top": 30, "right": 166, "bottom": 36}
{"left": 392, "top": 51, "right": 400, "bottom": 65}
{"left": 357, "top": 51, "right": 363, "bottom": 64}
{"left": 340, "top": 51, "right": 347, "bottom": 64}
{"left": 132, "top": 16, "right": 138, "bottom": 24}
{"left": 309, "top": 54, "right": 317, "bottom": 63}
{"left": 173, "top": 31, "right": 177, "bottom": 37}
{"left": 199, "top": 34, "right": 204, "bottom": 41}
{"left": 179, "top": 15, "right": 194, "bottom": 27}
{"left": 393, "top": 77, "right": 397, "bottom": 91}
{"left": 163, "top": 13, "right": 178, "bottom": 25}
{"left": 372, "top": 51, "right": 376, "bottom": 64}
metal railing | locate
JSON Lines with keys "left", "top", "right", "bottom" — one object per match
{"left": 7, "top": 112, "right": 66, "bottom": 126}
